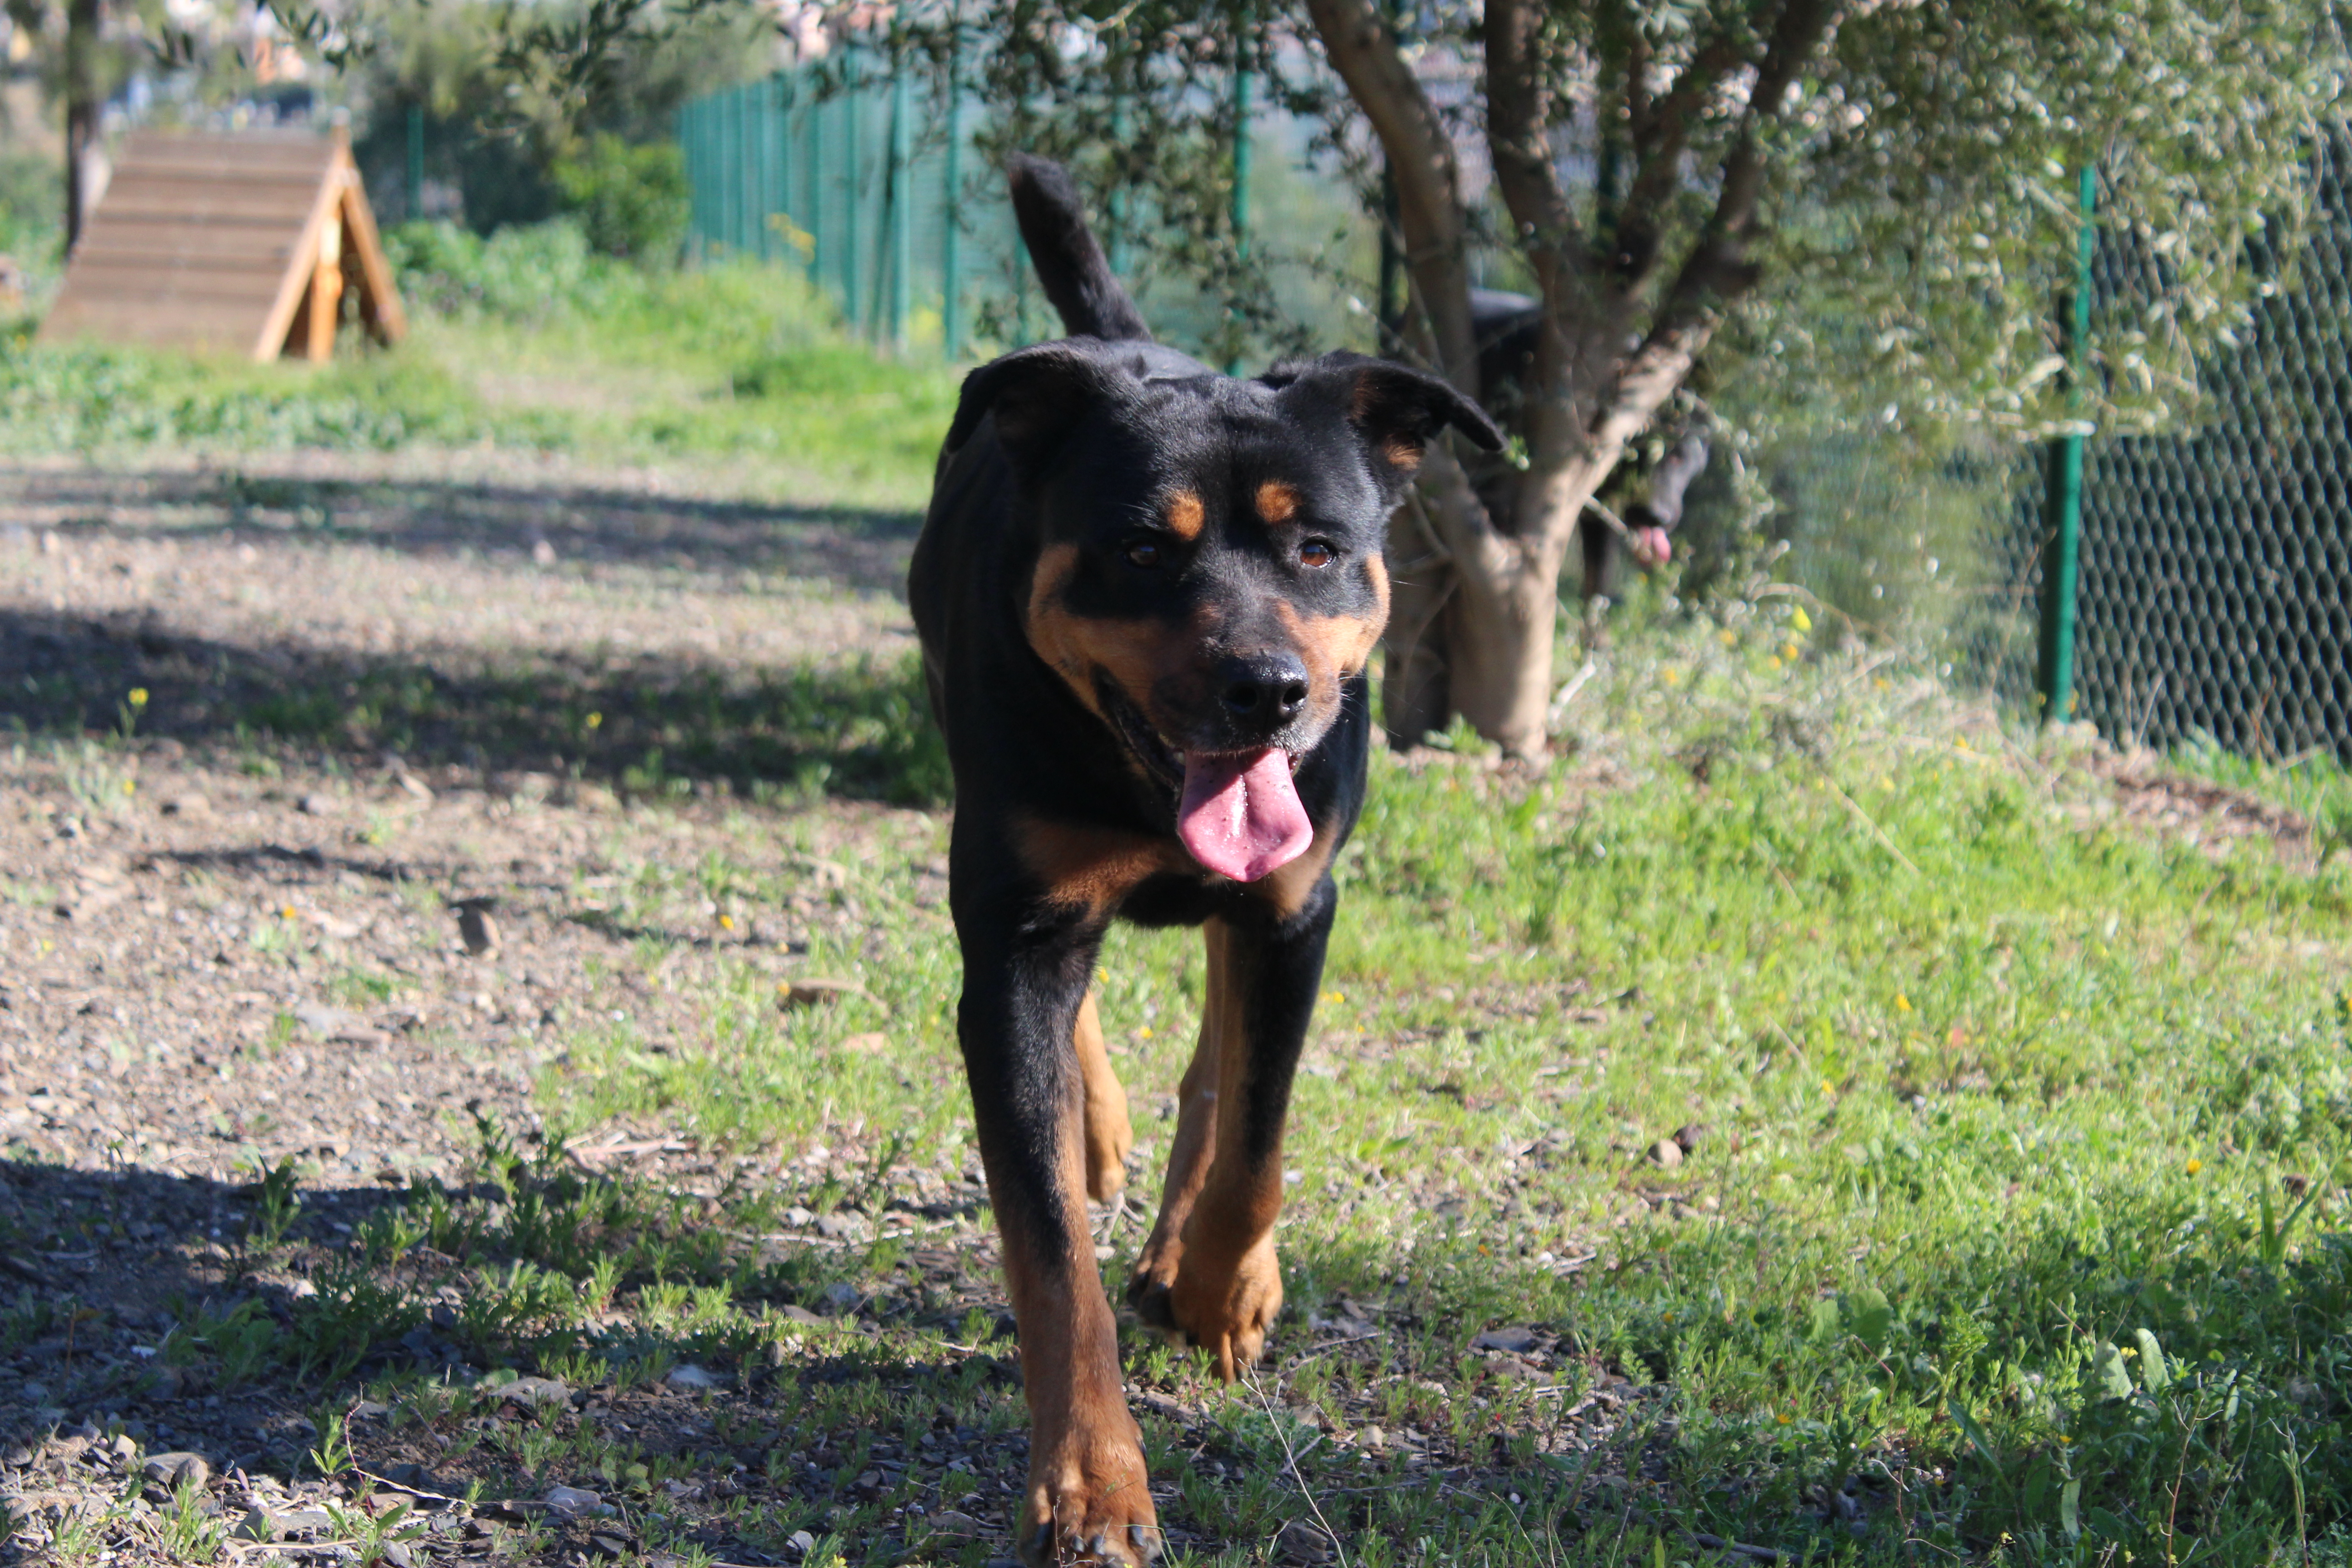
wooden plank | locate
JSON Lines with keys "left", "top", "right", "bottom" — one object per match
{"left": 252, "top": 168, "right": 338, "bottom": 360}
{"left": 87, "top": 193, "right": 326, "bottom": 223}
{"left": 114, "top": 142, "right": 334, "bottom": 175}
{"left": 105, "top": 164, "right": 324, "bottom": 186}
{"left": 70, "top": 236, "right": 303, "bottom": 268}
{"left": 51, "top": 273, "right": 287, "bottom": 305}
{"left": 335, "top": 158, "right": 406, "bottom": 344}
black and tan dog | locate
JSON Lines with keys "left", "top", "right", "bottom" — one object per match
{"left": 909, "top": 157, "right": 1500, "bottom": 1565}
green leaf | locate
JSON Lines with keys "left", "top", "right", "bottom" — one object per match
{"left": 1846, "top": 1285, "right": 1895, "bottom": 1352}
{"left": 2094, "top": 1341, "right": 2135, "bottom": 1400}
{"left": 1947, "top": 1397, "right": 2002, "bottom": 1466}
{"left": 2132, "top": 1327, "right": 2170, "bottom": 1392}
{"left": 2060, "top": 1478, "right": 2082, "bottom": 1541}
{"left": 1809, "top": 1297, "right": 1843, "bottom": 1345}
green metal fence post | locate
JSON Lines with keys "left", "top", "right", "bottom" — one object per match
{"left": 941, "top": 21, "right": 963, "bottom": 360}
{"left": 806, "top": 72, "right": 826, "bottom": 295}
{"left": 2037, "top": 165, "right": 2097, "bottom": 725}
{"left": 887, "top": 60, "right": 912, "bottom": 349}
{"left": 845, "top": 57, "right": 865, "bottom": 334}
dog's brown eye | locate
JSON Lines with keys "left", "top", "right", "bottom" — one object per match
{"left": 1126, "top": 540, "right": 1161, "bottom": 569}
{"left": 1299, "top": 540, "right": 1336, "bottom": 568}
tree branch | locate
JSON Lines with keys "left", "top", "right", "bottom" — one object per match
{"left": 1302, "top": 0, "right": 1480, "bottom": 395}
{"left": 1612, "top": 28, "right": 1748, "bottom": 284}
{"left": 1627, "top": 0, "right": 1838, "bottom": 416}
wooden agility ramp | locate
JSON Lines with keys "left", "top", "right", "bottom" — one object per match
{"left": 38, "top": 127, "right": 405, "bottom": 363}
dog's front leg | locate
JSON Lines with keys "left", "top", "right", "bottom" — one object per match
{"left": 955, "top": 906, "right": 1160, "bottom": 1567}
{"left": 1129, "top": 881, "right": 1337, "bottom": 1380}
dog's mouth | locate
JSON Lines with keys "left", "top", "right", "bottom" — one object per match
{"left": 1103, "top": 688, "right": 1312, "bottom": 883}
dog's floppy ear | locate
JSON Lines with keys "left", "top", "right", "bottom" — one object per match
{"left": 946, "top": 342, "right": 1135, "bottom": 469}
{"left": 1274, "top": 352, "right": 1504, "bottom": 495}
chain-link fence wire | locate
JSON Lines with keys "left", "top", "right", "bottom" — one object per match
{"left": 1690, "top": 131, "right": 2352, "bottom": 764}
{"left": 681, "top": 61, "right": 2350, "bottom": 764}
{"left": 679, "top": 63, "right": 1378, "bottom": 365}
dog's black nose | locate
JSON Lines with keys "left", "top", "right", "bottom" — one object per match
{"left": 1216, "top": 653, "right": 1310, "bottom": 733}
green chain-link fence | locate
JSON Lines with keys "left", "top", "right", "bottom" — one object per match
{"left": 677, "top": 53, "right": 1031, "bottom": 358}
{"left": 679, "top": 70, "right": 2352, "bottom": 764}
{"left": 1730, "top": 137, "right": 2352, "bottom": 765}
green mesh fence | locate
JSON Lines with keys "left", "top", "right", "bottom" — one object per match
{"left": 680, "top": 69, "right": 2352, "bottom": 764}
{"left": 676, "top": 56, "right": 1030, "bottom": 358}
{"left": 1738, "top": 137, "right": 2352, "bottom": 764}
{"left": 1962, "top": 137, "right": 2352, "bottom": 761}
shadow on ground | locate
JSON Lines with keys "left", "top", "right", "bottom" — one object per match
{"left": 0, "top": 466, "right": 923, "bottom": 595}
{"left": 0, "top": 608, "right": 949, "bottom": 805}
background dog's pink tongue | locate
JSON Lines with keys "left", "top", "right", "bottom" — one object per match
{"left": 1178, "top": 749, "right": 1313, "bottom": 882}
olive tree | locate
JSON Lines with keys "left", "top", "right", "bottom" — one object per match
{"left": 931, "top": 0, "right": 2341, "bottom": 753}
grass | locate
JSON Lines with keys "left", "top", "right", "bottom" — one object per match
{"left": 3, "top": 233, "right": 2347, "bottom": 1561}
{"left": 15, "top": 611, "right": 2341, "bottom": 1566}
{"left": 0, "top": 218, "right": 959, "bottom": 510}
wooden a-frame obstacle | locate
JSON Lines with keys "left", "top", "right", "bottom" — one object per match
{"left": 38, "top": 127, "right": 405, "bottom": 363}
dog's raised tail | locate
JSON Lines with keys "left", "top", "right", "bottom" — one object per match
{"left": 1007, "top": 154, "right": 1152, "bottom": 343}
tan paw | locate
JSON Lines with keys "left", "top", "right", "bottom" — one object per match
{"left": 1128, "top": 1234, "right": 1281, "bottom": 1381}
{"left": 1016, "top": 1446, "right": 1162, "bottom": 1566}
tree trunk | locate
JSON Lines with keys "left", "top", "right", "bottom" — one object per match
{"left": 1306, "top": 0, "right": 1830, "bottom": 756}
{"left": 64, "top": 0, "right": 100, "bottom": 253}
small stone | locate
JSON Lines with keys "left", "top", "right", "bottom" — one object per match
{"left": 108, "top": 1432, "right": 139, "bottom": 1465}
{"left": 1357, "top": 1425, "right": 1385, "bottom": 1450}
{"left": 1673, "top": 1122, "right": 1708, "bottom": 1152}
{"left": 1649, "top": 1138, "right": 1684, "bottom": 1169}
{"left": 665, "top": 1364, "right": 721, "bottom": 1391}
{"left": 927, "top": 1510, "right": 984, "bottom": 1540}
{"left": 1276, "top": 1519, "right": 1336, "bottom": 1563}
{"left": 382, "top": 1544, "right": 415, "bottom": 1568}
{"left": 160, "top": 794, "right": 211, "bottom": 818}
{"left": 275, "top": 1508, "right": 335, "bottom": 1537}
{"left": 497, "top": 1377, "right": 570, "bottom": 1407}
{"left": 299, "top": 793, "right": 335, "bottom": 816}
{"left": 780, "top": 977, "right": 866, "bottom": 1009}
{"left": 142, "top": 1451, "right": 210, "bottom": 1488}
{"left": 591, "top": 1535, "right": 628, "bottom": 1559}
{"left": 1472, "top": 1326, "right": 1540, "bottom": 1353}
{"left": 779, "top": 1304, "right": 827, "bottom": 1326}
{"left": 392, "top": 770, "right": 435, "bottom": 804}
{"left": 457, "top": 906, "right": 498, "bottom": 956}
{"left": 294, "top": 1002, "right": 362, "bottom": 1039}
{"left": 543, "top": 1484, "right": 604, "bottom": 1518}
{"left": 532, "top": 538, "right": 559, "bottom": 567}
{"left": 787, "top": 1530, "right": 818, "bottom": 1558}
{"left": 821, "top": 1281, "right": 862, "bottom": 1313}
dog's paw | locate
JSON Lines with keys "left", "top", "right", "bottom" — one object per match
{"left": 1127, "top": 1234, "right": 1281, "bottom": 1381}
{"left": 1017, "top": 1449, "right": 1162, "bottom": 1567}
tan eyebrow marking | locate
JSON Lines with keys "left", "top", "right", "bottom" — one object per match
{"left": 1164, "top": 490, "right": 1205, "bottom": 541}
{"left": 1255, "top": 481, "right": 1301, "bottom": 525}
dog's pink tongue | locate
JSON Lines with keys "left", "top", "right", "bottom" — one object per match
{"left": 1177, "top": 749, "right": 1313, "bottom": 882}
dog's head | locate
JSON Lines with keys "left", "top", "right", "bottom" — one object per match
{"left": 947, "top": 343, "right": 1501, "bottom": 880}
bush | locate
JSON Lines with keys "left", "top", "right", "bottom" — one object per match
{"left": 551, "top": 135, "right": 690, "bottom": 265}
{"left": 382, "top": 219, "right": 600, "bottom": 322}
